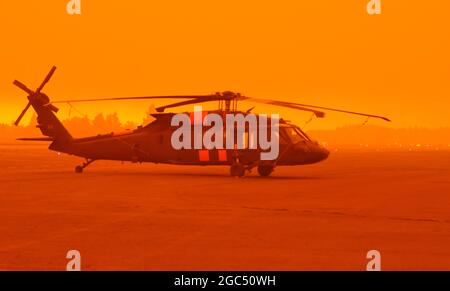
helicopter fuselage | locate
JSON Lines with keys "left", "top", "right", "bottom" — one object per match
{"left": 50, "top": 112, "right": 330, "bottom": 168}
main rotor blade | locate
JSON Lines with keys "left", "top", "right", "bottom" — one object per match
{"left": 156, "top": 96, "right": 228, "bottom": 112}
{"left": 14, "top": 102, "right": 31, "bottom": 126}
{"left": 241, "top": 97, "right": 326, "bottom": 118}
{"left": 283, "top": 101, "right": 391, "bottom": 122}
{"left": 51, "top": 95, "right": 216, "bottom": 104}
{"left": 36, "top": 66, "right": 57, "bottom": 93}
{"left": 13, "top": 80, "right": 34, "bottom": 95}
{"left": 243, "top": 97, "right": 390, "bottom": 122}
{"left": 154, "top": 94, "right": 326, "bottom": 116}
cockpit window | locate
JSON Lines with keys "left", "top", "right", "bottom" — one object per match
{"left": 294, "top": 126, "right": 311, "bottom": 141}
{"left": 283, "top": 126, "right": 310, "bottom": 143}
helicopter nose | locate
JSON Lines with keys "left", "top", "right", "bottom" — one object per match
{"left": 302, "top": 142, "right": 329, "bottom": 163}
{"left": 292, "top": 141, "right": 330, "bottom": 164}
{"left": 316, "top": 146, "right": 330, "bottom": 162}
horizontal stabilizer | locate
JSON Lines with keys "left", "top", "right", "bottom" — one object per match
{"left": 17, "top": 137, "right": 55, "bottom": 141}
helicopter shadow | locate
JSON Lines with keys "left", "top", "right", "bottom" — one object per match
{"left": 86, "top": 171, "right": 327, "bottom": 181}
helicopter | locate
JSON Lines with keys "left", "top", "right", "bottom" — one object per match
{"left": 13, "top": 66, "right": 390, "bottom": 177}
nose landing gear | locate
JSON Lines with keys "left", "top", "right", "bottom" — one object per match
{"left": 75, "top": 159, "right": 96, "bottom": 173}
{"left": 257, "top": 165, "right": 274, "bottom": 177}
{"left": 229, "top": 162, "right": 275, "bottom": 177}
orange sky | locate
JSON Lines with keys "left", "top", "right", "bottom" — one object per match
{"left": 0, "top": 1, "right": 449, "bottom": 130}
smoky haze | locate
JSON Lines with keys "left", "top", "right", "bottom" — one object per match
{"left": 2, "top": 114, "right": 450, "bottom": 151}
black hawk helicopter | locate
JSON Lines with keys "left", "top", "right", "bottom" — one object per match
{"left": 13, "top": 66, "right": 390, "bottom": 177}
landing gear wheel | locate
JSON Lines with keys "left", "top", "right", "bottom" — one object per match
{"left": 257, "top": 165, "right": 274, "bottom": 177}
{"left": 230, "top": 163, "right": 245, "bottom": 177}
{"left": 75, "top": 159, "right": 96, "bottom": 174}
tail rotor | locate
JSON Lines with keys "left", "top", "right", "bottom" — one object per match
{"left": 13, "top": 66, "right": 59, "bottom": 126}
